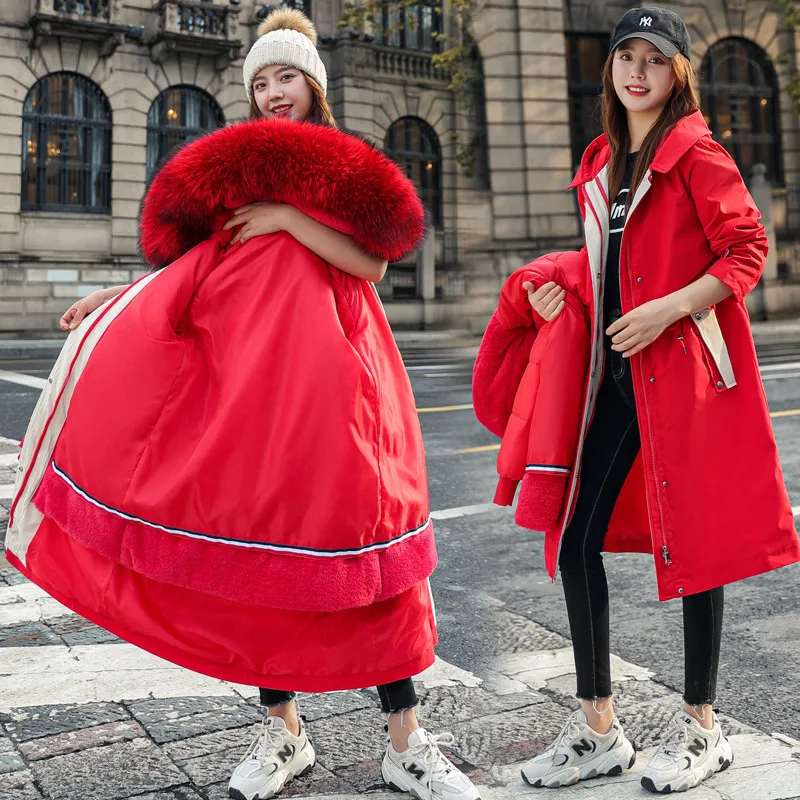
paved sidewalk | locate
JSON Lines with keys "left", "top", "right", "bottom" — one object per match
{"left": 0, "top": 436, "right": 799, "bottom": 800}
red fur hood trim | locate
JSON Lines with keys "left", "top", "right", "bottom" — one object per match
{"left": 139, "top": 118, "right": 427, "bottom": 268}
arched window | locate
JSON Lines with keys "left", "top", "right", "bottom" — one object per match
{"left": 385, "top": 117, "right": 442, "bottom": 228}
{"left": 701, "top": 38, "right": 782, "bottom": 183}
{"left": 21, "top": 72, "right": 111, "bottom": 213}
{"left": 146, "top": 86, "right": 224, "bottom": 180}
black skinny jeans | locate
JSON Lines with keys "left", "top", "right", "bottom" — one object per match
{"left": 558, "top": 344, "right": 724, "bottom": 707}
{"left": 259, "top": 679, "right": 418, "bottom": 715}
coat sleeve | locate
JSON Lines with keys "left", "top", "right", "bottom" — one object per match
{"left": 511, "top": 298, "right": 590, "bottom": 532}
{"left": 683, "top": 137, "right": 768, "bottom": 301}
{"left": 474, "top": 255, "right": 590, "bottom": 533}
{"left": 488, "top": 264, "right": 590, "bottom": 531}
{"left": 472, "top": 272, "right": 544, "bottom": 440}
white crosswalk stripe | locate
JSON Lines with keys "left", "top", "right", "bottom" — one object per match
{"left": 0, "top": 452, "right": 19, "bottom": 468}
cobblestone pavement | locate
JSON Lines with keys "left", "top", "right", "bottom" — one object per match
{"left": 1, "top": 434, "right": 799, "bottom": 800}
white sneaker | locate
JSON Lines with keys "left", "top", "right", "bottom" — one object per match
{"left": 381, "top": 727, "right": 481, "bottom": 800}
{"left": 641, "top": 710, "right": 733, "bottom": 793}
{"left": 521, "top": 709, "right": 636, "bottom": 788}
{"left": 228, "top": 715, "right": 315, "bottom": 800}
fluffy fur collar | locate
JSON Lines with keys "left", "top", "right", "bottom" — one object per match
{"left": 139, "top": 118, "right": 427, "bottom": 268}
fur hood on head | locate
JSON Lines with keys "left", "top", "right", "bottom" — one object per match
{"left": 139, "top": 117, "right": 427, "bottom": 268}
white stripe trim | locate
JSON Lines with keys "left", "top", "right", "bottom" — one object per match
{"left": 51, "top": 462, "right": 432, "bottom": 559}
{"left": 7, "top": 272, "right": 164, "bottom": 564}
{"left": 525, "top": 465, "right": 570, "bottom": 474}
{"left": 690, "top": 308, "right": 737, "bottom": 389}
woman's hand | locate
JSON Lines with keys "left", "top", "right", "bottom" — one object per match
{"left": 607, "top": 296, "right": 683, "bottom": 357}
{"left": 223, "top": 203, "right": 293, "bottom": 246}
{"left": 522, "top": 281, "right": 565, "bottom": 321}
{"left": 59, "top": 286, "right": 125, "bottom": 331}
{"left": 225, "top": 202, "right": 387, "bottom": 282}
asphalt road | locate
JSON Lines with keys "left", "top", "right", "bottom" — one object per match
{"left": 2, "top": 344, "right": 800, "bottom": 742}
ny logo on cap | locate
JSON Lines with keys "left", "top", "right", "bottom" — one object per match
{"left": 640, "top": 16, "right": 653, "bottom": 26}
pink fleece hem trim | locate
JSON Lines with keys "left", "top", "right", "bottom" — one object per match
{"left": 34, "top": 464, "right": 438, "bottom": 614}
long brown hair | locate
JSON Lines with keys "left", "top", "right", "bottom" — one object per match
{"left": 602, "top": 48, "right": 698, "bottom": 202}
{"left": 249, "top": 73, "right": 337, "bottom": 128}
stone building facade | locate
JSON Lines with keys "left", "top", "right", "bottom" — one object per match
{"left": 0, "top": 0, "right": 798, "bottom": 334}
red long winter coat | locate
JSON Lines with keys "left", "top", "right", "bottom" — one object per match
{"left": 479, "top": 110, "right": 800, "bottom": 600}
{"left": 7, "top": 118, "right": 438, "bottom": 690}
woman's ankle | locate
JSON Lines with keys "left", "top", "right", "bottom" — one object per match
{"left": 683, "top": 703, "right": 715, "bottom": 730}
{"left": 581, "top": 698, "right": 615, "bottom": 734}
{"left": 387, "top": 708, "right": 420, "bottom": 753}
{"left": 267, "top": 700, "right": 301, "bottom": 736}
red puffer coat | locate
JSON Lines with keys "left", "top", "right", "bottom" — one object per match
{"left": 7, "top": 118, "right": 438, "bottom": 690}
{"left": 477, "top": 111, "right": 800, "bottom": 600}
{"left": 473, "top": 251, "right": 591, "bottom": 576}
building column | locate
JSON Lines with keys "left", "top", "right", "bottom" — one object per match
{"left": 472, "top": 0, "right": 578, "bottom": 248}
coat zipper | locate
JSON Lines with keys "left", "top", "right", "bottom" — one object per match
{"left": 678, "top": 318, "right": 686, "bottom": 354}
{"left": 553, "top": 183, "right": 606, "bottom": 573}
{"left": 620, "top": 172, "right": 671, "bottom": 570}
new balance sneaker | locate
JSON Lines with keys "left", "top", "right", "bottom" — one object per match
{"left": 641, "top": 710, "right": 733, "bottom": 793}
{"left": 228, "top": 715, "right": 315, "bottom": 800}
{"left": 521, "top": 709, "right": 636, "bottom": 788}
{"left": 381, "top": 727, "right": 481, "bottom": 800}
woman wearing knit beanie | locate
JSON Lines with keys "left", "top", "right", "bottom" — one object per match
{"left": 35, "top": 8, "right": 480, "bottom": 800}
{"left": 223, "top": 12, "right": 478, "bottom": 800}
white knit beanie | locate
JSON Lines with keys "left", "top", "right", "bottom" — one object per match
{"left": 243, "top": 9, "right": 327, "bottom": 100}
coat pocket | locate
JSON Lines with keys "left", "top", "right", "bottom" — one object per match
{"left": 689, "top": 308, "right": 737, "bottom": 392}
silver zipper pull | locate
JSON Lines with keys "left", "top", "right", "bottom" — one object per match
{"left": 661, "top": 545, "right": 672, "bottom": 565}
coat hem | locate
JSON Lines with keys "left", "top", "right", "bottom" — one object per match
{"left": 655, "top": 544, "right": 800, "bottom": 601}
{"left": 5, "top": 548, "right": 438, "bottom": 692}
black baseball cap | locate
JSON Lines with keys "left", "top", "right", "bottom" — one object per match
{"left": 610, "top": 7, "right": 691, "bottom": 60}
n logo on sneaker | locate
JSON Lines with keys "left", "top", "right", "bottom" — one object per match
{"left": 406, "top": 763, "right": 426, "bottom": 781}
{"left": 687, "top": 738, "right": 707, "bottom": 758}
{"left": 572, "top": 739, "right": 596, "bottom": 758}
{"left": 277, "top": 744, "right": 295, "bottom": 764}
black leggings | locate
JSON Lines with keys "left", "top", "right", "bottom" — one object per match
{"left": 558, "top": 350, "right": 723, "bottom": 706}
{"left": 259, "top": 678, "right": 418, "bottom": 715}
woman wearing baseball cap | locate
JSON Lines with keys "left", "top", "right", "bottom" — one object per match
{"left": 518, "top": 6, "right": 799, "bottom": 794}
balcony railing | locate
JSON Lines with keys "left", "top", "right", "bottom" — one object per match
{"left": 29, "top": 0, "right": 138, "bottom": 57}
{"left": 149, "top": 1, "right": 242, "bottom": 66}
{"left": 374, "top": 43, "right": 448, "bottom": 82}
{"left": 175, "top": 3, "right": 226, "bottom": 35}
{"left": 51, "top": 0, "right": 110, "bottom": 18}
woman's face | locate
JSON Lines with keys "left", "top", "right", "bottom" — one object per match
{"left": 252, "top": 64, "right": 313, "bottom": 121}
{"left": 612, "top": 38, "right": 675, "bottom": 116}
